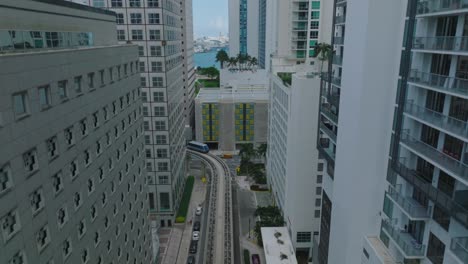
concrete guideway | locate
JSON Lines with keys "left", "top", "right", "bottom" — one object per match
{"left": 187, "top": 150, "right": 234, "bottom": 264}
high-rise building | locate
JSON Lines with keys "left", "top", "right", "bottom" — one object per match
{"left": 318, "top": 0, "right": 468, "bottom": 263}
{"left": 265, "top": 0, "right": 332, "bottom": 261}
{"left": 0, "top": 0, "right": 154, "bottom": 263}
{"left": 229, "top": 0, "right": 262, "bottom": 60}
{"left": 75, "top": 0, "right": 190, "bottom": 226}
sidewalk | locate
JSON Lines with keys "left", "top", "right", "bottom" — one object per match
{"left": 240, "top": 233, "right": 266, "bottom": 264}
{"left": 158, "top": 176, "right": 207, "bottom": 264}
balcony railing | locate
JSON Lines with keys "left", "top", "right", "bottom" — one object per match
{"left": 386, "top": 185, "right": 430, "bottom": 219}
{"left": 451, "top": 237, "right": 468, "bottom": 263}
{"left": 417, "top": 0, "right": 468, "bottom": 15}
{"left": 333, "top": 55, "right": 343, "bottom": 65}
{"left": 336, "top": 0, "right": 347, "bottom": 5}
{"left": 408, "top": 70, "right": 468, "bottom": 98}
{"left": 404, "top": 101, "right": 468, "bottom": 140}
{"left": 381, "top": 219, "right": 426, "bottom": 257}
{"left": 334, "top": 36, "right": 344, "bottom": 45}
{"left": 392, "top": 160, "right": 468, "bottom": 228}
{"left": 400, "top": 131, "right": 468, "bottom": 181}
{"left": 331, "top": 76, "right": 342, "bottom": 86}
{"left": 320, "top": 123, "right": 337, "bottom": 143}
{"left": 293, "top": 16, "right": 308, "bottom": 21}
{"left": 292, "top": 26, "right": 308, "bottom": 31}
{"left": 321, "top": 105, "right": 338, "bottom": 124}
{"left": 413, "top": 36, "right": 468, "bottom": 52}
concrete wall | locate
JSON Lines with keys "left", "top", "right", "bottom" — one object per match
{"left": 254, "top": 102, "right": 268, "bottom": 144}
{"left": 219, "top": 100, "right": 235, "bottom": 151}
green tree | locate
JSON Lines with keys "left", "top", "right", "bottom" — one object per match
{"left": 239, "top": 143, "right": 255, "bottom": 161}
{"left": 253, "top": 206, "right": 285, "bottom": 247}
{"left": 227, "top": 57, "right": 238, "bottom": 68}
{"left": 203, "top": 66, "right": 219, "bottom": 80}
{"left": 215, "top": 49, "right": 229, "bottom": 69}
{"left": 256, "top": 144, "right": 267, "bottom": 157}
{"left": 313, "top": 43, "right": 333, "bottom": 74}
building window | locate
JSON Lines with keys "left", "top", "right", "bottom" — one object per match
{"left": 36, "top": 226, "right": 50, "bottom": 251}
{"left": 111, "top": 0, "right": 122, "bottom": 7}
{"left": 148, "top": 0, "right": 159, "bottom": 7}
{"left": 93, "top": 0, "right": 105, "bottom": 6}
{"left": 58, "top": 80, "right": 68, "bottom": 100}
{"left": 62, "top": 238, "right": 72, "bottom": 259}
{"left": 159, "top": 175, "right": 169, "bottom": 184}
{"left": 427, "top": 233, "right": 445, "bottom": 264}
{"left": 315, "top": 198, "right": 321, "bottom": 207}
{"left": 129, "top": 0, "right": 141, "bottom": 7}
{"left": 310, "top": 21, "right": 319, "bottom": 30}
{"left": 46, "top": 136, "right": 59, "bottom": 158}
{"left": 139, "top": 61, "right": 145, "bottom": 72}
{"left": 74, "top": 192, "right": 82, "bottom": 209}
{"left": 131, "top": 30, "right": 143, "bottom": 40}
{"left": 153, "top": 92, "right": 164, "bottom": 102}
{"left": 151, "top": 61, "right": 163, "bottom": 72}
{"left": 316, "top": 175, "right": 323, "bottom": 183}
{"left": 156, "top": 135, "right": 167, "bottom": 144}
{"left": 130, "top": 13, "right": 142, "bottom": 24}
{"left": 311, "top": 1, "right": 320, "bottom": 9}
{"left": 0, "top": 164, "right": 13, "bottom": 194}
{"left": 13, "top": 92, "right": 28, "bottom": 117}
{"left": 116, "top": 13, "right": 124, "bottom": 24}
{"left": 99, "top": 70, "right": 105, "bottom": 86}
{"left": 117, "top": 30, "right": 126, "bottom": 40}
{"left": 157, "top": 162, "right": 168, "bottom": 171}
{"left": 65, "top": 126, "right": 74, "bottom": 146}
{"left": 145, "top": 149, "right": 152, "bottom": 158}
{"left": 159, "top": 192, "right": 170, "bottom": 210}
{"left": 154, "top": 106, "right": 165, "bottom": 116}
{"left": 155, "top": 121, "right": 166, "bottom": 130}
{"left": 148, "top": 13, "right": 160, "bottom": 24}
{"left": 316, "top": 186, "right": 322, "bottom": 195}
{"left": 314, "top": 210, "right": 320, "bottom": 218}
{"left": 152, "top": 77, "right": 164, "bottom": 87}
{"left": 150, "top": 46, "right": 162, "bottom": 56}
{"left": 108, "top": 67, "right": 114, "bottom": 82}
{"left": 57, "top": 207, "right": 68, "bottom": 227}
{"left": 88, "top": 73, "right": 95, "bottom": 89}
{"left": 69, "top": 160, "right": 79, "bottom": 179}
{"left": 140, "top": 77, "right": 146, "bottom": 87}
{"left": 74, "top": 76, "right": 82, "bottom": 94}
{"left": 138, "top": 46, "right": 144, "bottom": 56}
{"left": 149, "top": 29, "right": 161, "bottom": 40}
{"left": 8, "top": 251, "right": 27, "bottom": 264}
{"left": 23, "top": 149, "right": 38, "bottom": 173}
{"left": 318, "top": 163, "right": 323, "bottom": 171}
{"left": 1, "top": 210, "right": 21, "bottom": 240}
{"left": 297, "top": 232, "right": 311, "bottom": 243}
{"left": 311, "top": 11, "right": 320, "bottom": 19}
{"left": 156, "top": 149, "right": 168, "bottom": 158}
{"left": 80, "top": 118, "right": 88, "bottom": 136}
{"left": 432, "top": 205, "right": 450, "bottom": 231}
{"left": 38, "top": 85, "right": 52, "bottom": 109}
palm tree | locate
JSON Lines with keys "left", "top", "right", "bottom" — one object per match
{"left": 227, "top": 57, "right": 238, "bottom": 68}
{"left": 313, "top": 43, "right": 333, "bottom": 74}
{"left": 215, "top": 50, "right": 229, "bottom": 69}
{"left": 250, "top": 57, "right": 258, "bottom": 71}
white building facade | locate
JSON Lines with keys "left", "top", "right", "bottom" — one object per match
{"left": 75, "top": 0, "right": 190, "bottom": 226}
{"left": 317, "top": 0, "right": 468, "bottom": 264}
{"left": 0, "top": 0, "right": 155, "bottom": 263}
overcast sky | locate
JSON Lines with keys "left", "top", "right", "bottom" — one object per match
{"left": 193, "top": 0, "right": 228, "bottom": 38}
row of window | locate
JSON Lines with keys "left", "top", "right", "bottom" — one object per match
{"left": 94, "top": 0, "right": 160, "bottom": 8}
{"left": 138, "top": 45, "right": 163, "bottom": 57}
{"left": 118, "top": 29, "right": 161, "bottom": 41}
{"left": 11, "top": 60, "right": 139, "bottom": 120}
{"left": 116, "top": 13, "right": 161, "bottom": 24}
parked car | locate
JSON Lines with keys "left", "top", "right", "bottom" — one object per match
{"left": 195, "top": 206, "right": 202, "bottom": 216}
{"left": 193, "top": 221, "right": 200, "bottom": 231}
{"left": 192, "top": 231, "right": 200, "bottom": 241}
{"left": 189, "top": 241, "right": 198, "bottom": 254}
{"left": 252, "top": 254, "right": 260, "bottom": 264}
{"left": 187, "top": 256, "right": 195, "bottom": 264}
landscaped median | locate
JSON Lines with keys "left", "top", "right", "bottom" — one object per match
{"left": 243, "top": 249, "right": 251, "bottom": 264}
{"left": 175, "top": 176, "right": 195, "bottom": 223}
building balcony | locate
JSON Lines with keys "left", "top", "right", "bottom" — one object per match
{"left": 292, "top": 16, "right": 308, "bottom": 21}
{"left": 336, "top": 0, "right": 347, "bottom": 5}
{"left": 320, "top": 123, "right": 337, "bottom": 143}
{"left": 291, "top": 36, "right": 307, "bottom": 41}
{"left": 321, "top": 105, "right": 338, "bottom": 124}
{"left": 408, "top": 70, "right": 468, "bottom": 98}
{"left": 386, "top": 185, "right": 431, "bottom": 220}
{"left": 392, "top": 160, "right": 468, "bottom": 228}
{"left": 404, "top": 101, "right": 468, "bottom": 140}
{"left": 400, "top": 131, "right": 468, "bottom": 183}
{"left": 292, "top": 46, "right": 307, "bottom": 50}
{"left": 417, "top": 0, "right": 468, "bottom": 16}
{"left": 332, "top": 55, "right": 343, "bottom": 66}
{"left": 331, "top": 76, "right": 342, "bottom": 86}
{"left": 413, "top": 36, "right": 468, "bottom": 53}
{"left": 451, "top": 237, "right": 468, "bottom": 263}
{"left": 292, "top": 26, "right": 308, "bottom": 31}
{"left": 381, "top": 219, "right": 426, "bottom": 258}
{"left": 334, "top": 36, "right": 344, "bottom": 45}
{"left": 335, "top": 14, "right": 346, "bottom": 24}
{"left": 318, "top": 143, "right": 336, "bottom": 164}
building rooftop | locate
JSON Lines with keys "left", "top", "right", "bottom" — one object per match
{"left": 33, "top": 0, "right": 115, "bottom": 15}
{"left": 261, "top": 227, "right": 298, "bottom": 264}
{"left": 196, "top": 85, "right": 268, "bottom": 102}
